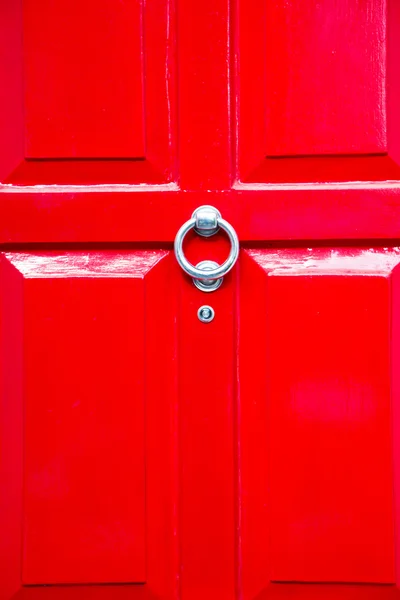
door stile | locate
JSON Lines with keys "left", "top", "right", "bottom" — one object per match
{"left": 176, "top": 258, "right": 237, "bottom": 600}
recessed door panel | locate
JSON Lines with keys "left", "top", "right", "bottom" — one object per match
{"left": 24, "top": 0, "right": 144, "bottom": 160}
{"left": 0, "top": 251, "right": 174, "bottom": 587}
{"left": 239, "top": 248, "right": 399, "bottom": 594}
{"left": 265, "top": 0, "right": 386, "bottom": 157}
{"left": 0, "top": 1, "right": 175, "bottom": 185}
{"left": 236, "top": 0, "right": 400, "bottom": 184}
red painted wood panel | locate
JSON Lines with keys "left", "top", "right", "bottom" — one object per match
{"left": 0, "top": 0, "right": 175, "bottom": 185}
{"left": 0, "top": 1, "right": 23, "bottom": 181}
{"left": 240, "top": 248, "right": 399, "bottom": 587}
{"left": 24, "top": 0, "right": 144, "bottom": 159}
{"left": 267, "top": 274, "right": 393, "bottom": 582}
{"left": 0, "top": 251, "right": 170, "bottom": 586}
{"left": 387, "top": 0, "right": 400, "bottom": 167}
{"left": 265, "top": 0, "right": 387, "bottom": 156}
{"left": 236, "top": 0, "right": 400, "bottom": 183}
{"left": 20, "top": 253, "right": 148, "bottom": 584}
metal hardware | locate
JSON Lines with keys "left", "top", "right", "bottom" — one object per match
{"left": 197, "top": 305, "right": 215, "bottom": 323}
{"left": 174, "top": 206, "right": 239, "bottom": 284}
{"left": 193, "top": 261, "right": 223, "bottom": 293}
{"left": 194, "top": 205, "right": 221, "bottom": 237}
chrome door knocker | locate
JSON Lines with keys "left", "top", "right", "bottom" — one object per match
{"left": 174, "top": 206, "right": 239, "bottom": 292}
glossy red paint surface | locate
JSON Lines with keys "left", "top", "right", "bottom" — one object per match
{"left": 236, "top": 0, "right": 400, "bottom": 184}
{"left": 240, "top": 249, "right": 398, "bottom": 588}
{"left": 263, "top": 0, "right": 387, "bottom": 156}
{"left": 24, "top": 0, "right": 144, "bottom": 159}
{"left": 21, "top": 256, "right": 149, "bottom": 584}
{"left": 0, "top": 0, "right": 175, "bottom": 184}
{"left": 0, "top": 251, "right": 179, "bottom": 595}
{"left": 176, "top": 244, "right": 236, "bottom": 600}
{"left": 0, "top": 0, "right": 399, "bottom": 599}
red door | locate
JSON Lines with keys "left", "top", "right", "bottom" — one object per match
{"left": 1, "top": 1, "right": 400, "bottom": 599}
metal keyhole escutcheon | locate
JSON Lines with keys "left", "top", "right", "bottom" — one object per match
{"left": 174, "top": 206, "right": 239, "bottom": 291}
{"left": 198, "top": 305, "right": 215, "bottom": 323}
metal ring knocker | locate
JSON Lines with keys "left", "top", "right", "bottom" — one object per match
{"left": 174, "top": 206, "right": 239, "bottom": 292}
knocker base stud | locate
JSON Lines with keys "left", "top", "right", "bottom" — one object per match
{"left": 193, "top": 261, "right": 223, "bottom": 293}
